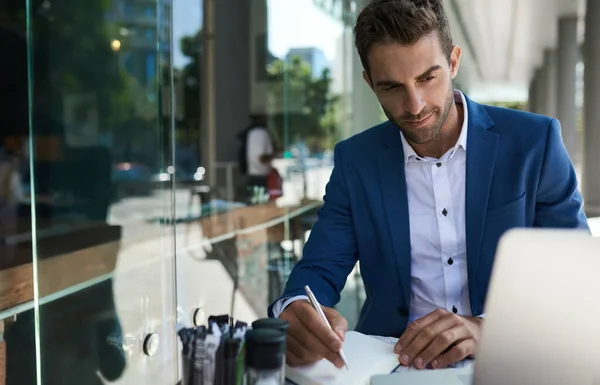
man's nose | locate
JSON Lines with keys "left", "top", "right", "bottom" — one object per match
{"left": 404, "top": 90, "right": 426, "bottom": 117}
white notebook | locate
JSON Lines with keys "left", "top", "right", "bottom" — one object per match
{"left": 285, "top": 331, "right": 400, "bottom": 385}
{"left": 369, "top": 335, "right": 474, "bottom": 373}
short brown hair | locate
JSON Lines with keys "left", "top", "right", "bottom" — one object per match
{"left": 353, "top": 0, "right": 453, "bottom": 75}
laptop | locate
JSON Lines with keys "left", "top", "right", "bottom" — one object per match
{"left": 371, "top": 228, "right": 600, "bottom": 385}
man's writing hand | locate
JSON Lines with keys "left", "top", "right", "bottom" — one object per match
{"left": 280, "top": 300, "right": 348, "bottom": 368}
{"left": 394, "top": 309, "right": 482, "bottom": 369}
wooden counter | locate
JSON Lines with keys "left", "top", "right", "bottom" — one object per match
{"left": 0, "top": 200, "right": 320, "bottom": 313}
{"left": 0, "top": 222, "right": 121, "bottom": 311}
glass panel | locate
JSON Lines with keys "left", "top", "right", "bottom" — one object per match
{"left": 268, "top": 0, "right": 358, "bottom": 324}
{"left": 21, "top": 0, "right": 177, "bottom": 384}
{"left": 0, "top": 2, "right": 37, "bottom": 383}
{"left": 170, "top": 0, "right": 357, "bottom": 355}
{"left": 170, "top": 0, "right": 205, "bottom": 338}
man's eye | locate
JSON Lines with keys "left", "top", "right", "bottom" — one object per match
{"left": 384, "top": 85, "right": 397, "bottom": 91}
{"left": 423, "top": 76, "right": 435, "bottom": 82}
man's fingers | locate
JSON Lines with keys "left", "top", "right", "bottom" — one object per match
{"left": 296, "top": 303, "right": 343, "bottom": 352}
{"left": 414, "top": 324, "right": 472, "bottom": 369}
{"left": 431, "top": 339, "right": 476, "bottom": 369}
{"left": 397, "top": 313, "right": 459, "bottom": 367}
{"left": 280, "top": 303, "right": 333, "bottom": 366}
{"left": 287, "top": 332, "right": 321, "bottom": 363}
{"left": 288, "top": 315, "right": 337, "bottom": 360}
{"left": 286, "top": 349, "right": 313, "bottom": 367}
{"left": 324, "top": 307, "right": 348, "bottom": 341}
{"left": 286, "top": 331, "right": 344, "bottom": 368}
{"left": 395, "top": 309, "right": 445, "bottom": 354}
{"left": 281, "top": 300, "right": 346, "bottom": 368}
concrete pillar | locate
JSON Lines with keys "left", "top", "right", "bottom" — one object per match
{"left": 351, "top": 47, "right": 382, "bottom": 135}
{"left": 528, "top": 76, "right": 537, "bottom": 113}
{"left": 583, "top": 0, "right": 600, "bottom": 216}
{"left": 214, "top": 0, "right": 251, "bottom": 163}
{"left": 201, "top": 0, "right": 217, "bottom": 187}
{"left": 556, "top": 15, "right": 579, "bottom": 159}
{"left": 350, "top": 0, "right": 382, "bottom": 135}
{"left": 540, "top": 49, "right": 558, "bottom": 118}
{"left": 533, "top": 67, "right": 545, "bottom": 115}
{"left": 249, "top": 0, "right": 268, "bottom": 116}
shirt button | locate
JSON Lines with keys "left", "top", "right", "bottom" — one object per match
{"left": 447, "top": 257, "right": 453, "bottom": 265}
{"left": 436, "top": 162, "right": 442, "bottom": 167}
{"left": 442, "top": 208, "right": 448, "bottom": 216}
{"left": 452, "top": 306, "right": 458, "bottom": 314}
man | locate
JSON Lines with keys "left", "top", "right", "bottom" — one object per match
{"left": 268, "top": 0, "right": 589, "bottom": 372}
{"left": 242, "top": 113, "right": 274, "bottom": 192}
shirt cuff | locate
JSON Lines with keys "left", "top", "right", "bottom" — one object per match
{"left": 475, "top": 313, "right": 486, "bottom": 319}
{"left": 271, "top": 295, "right": 309, "bottom": 318}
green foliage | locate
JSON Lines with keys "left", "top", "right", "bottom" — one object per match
{"left": 267, "top": 56, "right": 341, "bottom": 151}
{"left": 37, "top": 0, "right": 143, "bottom": 130}
{"left": 178, "top": 30, "right": 202, "bottom": 128}
{"left": 174, "top": 31, "right": 342, "bottom": 152}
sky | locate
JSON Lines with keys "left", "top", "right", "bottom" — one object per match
{"left": 172, "top": 0, "right": 203, "bottom": 68}
{"left": 267, "top": 0, "right": 343, "bottom": 61}
{"left": 171, "top": 0, "right": 343, "bottom": 68}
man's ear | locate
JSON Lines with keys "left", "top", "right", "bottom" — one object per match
{"left": 449, "top": 45, "right": 462, "bottom": 79}
{"left": 363, "top": 70, "right": 374, "bottom": 90}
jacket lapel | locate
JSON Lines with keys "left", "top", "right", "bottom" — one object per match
{"left": 378, "top": 123, "right": 412, "bottom": 307}
{"left": 464, "top": 97, "right": 498, "bottom": 301}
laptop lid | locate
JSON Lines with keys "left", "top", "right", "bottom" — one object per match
{"left": 473, "top": 228, "right": 600, "bottom": 385}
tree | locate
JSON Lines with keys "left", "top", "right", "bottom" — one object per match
{"left": 178, "top": 30, "right": 202, "bottom": 129}
{"left": 173, "top": 29, "right": 342, "bottom": 152}
{"left": 34, "top": 0, "right": 142, "bottom": 131}
{"left": 267, "top": 56, "right": 340, "bottom": 151}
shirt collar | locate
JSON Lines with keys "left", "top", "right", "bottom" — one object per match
{"left": 400, "top": 90, "right": 469, "bottom": 164}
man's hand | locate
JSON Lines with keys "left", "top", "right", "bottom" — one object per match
{"left": 394, "top": 309, "right": 482, "bottom": 370}
{"left": 280, "top": 300, "right": 348, "bottom": 368}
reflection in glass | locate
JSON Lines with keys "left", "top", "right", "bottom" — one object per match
{"left": 0, "top": 0, "right": 177, "bottom": 384}
{"left": 0, "top": 0, "right": 358, "bottom": 383}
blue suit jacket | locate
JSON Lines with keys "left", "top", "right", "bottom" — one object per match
{"left": 269, "top": 95, "right": 589, "bottom": 337}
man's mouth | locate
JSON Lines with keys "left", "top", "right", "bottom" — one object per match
{"left": 404, "top": 112, "right": 434, "bottom": 127}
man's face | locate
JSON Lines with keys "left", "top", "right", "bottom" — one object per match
{"left": 363, "top": 32, "right": 461, "bottom": 145}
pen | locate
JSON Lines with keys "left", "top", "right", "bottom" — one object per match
{"left": 304, "top": 285, "right": 350, "bottom": 370}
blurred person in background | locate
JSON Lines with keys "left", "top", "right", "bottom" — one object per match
{"left": 238, "top": 112, "right": 276, "bottom": 203}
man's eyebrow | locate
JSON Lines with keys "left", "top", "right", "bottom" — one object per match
{"left": 374, "top": 65, "right": 442, "bottom": 88}
{"left": 415, "top": 65, "right": 442, "bottom": 80}
{"left": 374, "top": 79, "right": 402, "bottom": 87}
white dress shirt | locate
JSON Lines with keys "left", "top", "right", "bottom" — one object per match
{"left": 402, "top": 90, "right": 472, "bottom": 322}
{"left": 272, "top": 90, "right": 484, "bottom": 321}
{"left": 246, "top": 127, "right": 273, "bottom": 177}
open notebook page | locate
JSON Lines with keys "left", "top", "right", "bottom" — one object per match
{"left": 285, "top": 331, "right": 400, "bottom": 385}
{"left": 368, "top": 335, "right": 474, "bottom": 373}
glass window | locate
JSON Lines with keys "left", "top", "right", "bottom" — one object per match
{"left": 144, "top": 6, "right": 156, "bottom": 18}
{"left": 146, "top": 53, "right": 157, "bottom": 85}
{"left": 1, "top": 0, "right": 178, "bottom": 384}
{"left": 144, "top": 28, "right": 156, "bottom": 41}
{"left": 3, "top": 0, "right": 598, "bottom": 383}
{"left": 0, "top": 0, "right": 360, "bottom": 383}
{"left": 170, "top": 0, "right": 358, "bottom": 335}
{"left": 123, "top": 3, "right": 134, "bottom": 18}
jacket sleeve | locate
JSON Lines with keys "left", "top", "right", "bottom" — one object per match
{"left": 534, "top": 118, "right": 589, "bottom": 230}
{"left": 268, "top": 142, "right": 359, "bottom": 316}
